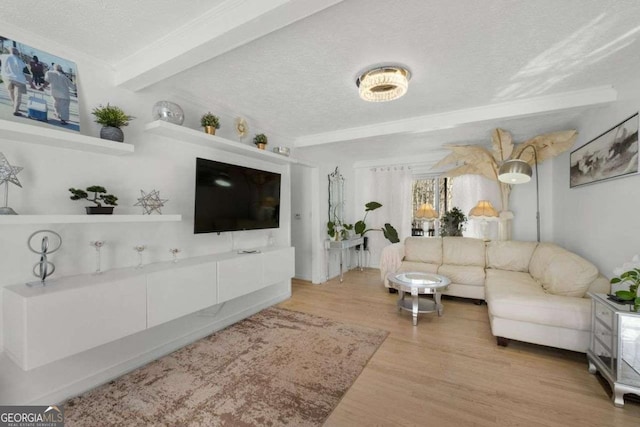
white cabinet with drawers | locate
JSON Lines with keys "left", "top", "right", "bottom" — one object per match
{"left": 3, "top": 246, "right": 294, "bottom": 371}
{"left": 587, "top": 293, "right": 640, "bottom": 407}
{"left": 4, "top": 272, "right": 147, "bottom": 371}
{"left": 147, "top": 260, "right": 218, "bottom": 328}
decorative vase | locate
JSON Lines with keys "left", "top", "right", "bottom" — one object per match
{"left": 100, "top": 126, "right": 124, "bottom": 142}
{"left": 257, "top": 143, "right": 267, "bottom": 150}
{"left": 204, "top": 126, "right": 216, "bottom": 135}
{"left": 272, "top": 146, "right": 290, "bottom": 156}
{"left": 85, "top": 206, "right": 114, "bottom": 215}
{"left": 152, "top": 101, "right": 184, "bottom": 125}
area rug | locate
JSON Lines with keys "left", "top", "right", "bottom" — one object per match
{"left": 63, "top": 307, "right": 388, "bottom": 426}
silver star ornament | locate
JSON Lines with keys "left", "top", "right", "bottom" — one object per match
{"left": 134, "top": 189, "right": 168, "bottom": 215}
{"left": 0, "top": 152, "right": 23, "bottom": 187}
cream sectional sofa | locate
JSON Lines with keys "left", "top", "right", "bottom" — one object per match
{"left": 380, "top": 237, "right": 610, "bottom": 352}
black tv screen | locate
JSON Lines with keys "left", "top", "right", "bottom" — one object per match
{"left": 194, "top": 158, "right": 281, "bottom": 233}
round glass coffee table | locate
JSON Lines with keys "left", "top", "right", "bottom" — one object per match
{"left": 387, "top": 272, "right": 451, "bottom": 325}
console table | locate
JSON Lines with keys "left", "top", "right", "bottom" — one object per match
{"left": 324, "top": 237, "right": 364, "bottom": 283}
{"left": 587, "top": 293, "right": 640, "bottom": 407}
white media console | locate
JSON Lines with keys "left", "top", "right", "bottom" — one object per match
{"left": 3, "top": 246, "right": 294, "bottom": 371}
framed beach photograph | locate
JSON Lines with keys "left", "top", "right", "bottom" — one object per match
{"left": 570, "top": 113, "right": 639, "bottom": 188}
{"left": 0, "top": 35, "right": 79, "bottom": 132}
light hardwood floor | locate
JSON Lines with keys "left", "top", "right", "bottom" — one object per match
{"left": 278, "top": 269, "right": 640, "bottom": 427}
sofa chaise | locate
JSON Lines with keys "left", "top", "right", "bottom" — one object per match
{"left": 380, "top": 237, "right": 610, "bottom": 352}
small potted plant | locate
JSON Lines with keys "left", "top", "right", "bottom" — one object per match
{"left": 439, "top": 207, "right": 467, "bottom": 236}
{"left": 201, "top": 112, "right": 220, "bottom": 135}
{"left": 91, "top": 104, "right": 133, "bottom": 142}
{"left": 69, "top": 185, "right": 119, "bottom": 214}
{"left": 611, "top": 266, "right": 640, "bottom": 312}
{"left": 327, "top": 220, "right": 352, "bottom": 241}
{"left": 254, "top": 133, "right": 268, "bottom": 150}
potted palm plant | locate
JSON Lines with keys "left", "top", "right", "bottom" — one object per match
{"left": 201, "top": 112, "right": 220, "bottom": 135}
{"left": 69, "top": 185, "right": 118, "bottom": 214}
{"left": 254, "top": 133, "right": 268, "bottom": 150}
{"left": 91, "top": 104, "right": 133, "bottom": 142}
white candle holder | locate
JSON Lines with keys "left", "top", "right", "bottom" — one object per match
{"left": 90, "top": 241, "right": 105, "bottom": 274}
{"left": 169, "top": 248, "right": 181, "bottom": 263}
{"left": 134, "top": 245, "right": 146, "bottom": 268}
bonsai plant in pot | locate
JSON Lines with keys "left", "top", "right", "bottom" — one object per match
{"left": 91, "top": 104, "right": 133, "bottom": 142}
{"left": 201, "top": 112, "right": 220, "bottom": 135}
{"left": 254, "top": 133, "right": 268, "bottom": 150}
{"left": 69, "top": 185, "right": 118, "bottom": 214}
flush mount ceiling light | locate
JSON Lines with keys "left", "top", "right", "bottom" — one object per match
{"left": 356, "top": 65, "right": 411, "bottom": 102}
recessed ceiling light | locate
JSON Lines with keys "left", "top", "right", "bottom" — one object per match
{"left": 356, "top": 65, "right": 411, "bottom": 102}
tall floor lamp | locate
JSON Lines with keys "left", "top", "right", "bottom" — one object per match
{"left": 497, "top": 145, "right": 540, "bottom": 242}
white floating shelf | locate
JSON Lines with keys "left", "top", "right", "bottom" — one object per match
{"left": 144, "top": 120, "right": 297, "bottom": 165}
{"left": 0, "top": 119, "right": 134, "bottom": 156}
{"left": 0, "top": 214, "right": 182, "bottom": 225}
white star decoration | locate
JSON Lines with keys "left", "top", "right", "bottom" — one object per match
{"left": 134, "top": 189, "right": 168, "bottom": 215}
{"left": 0, "top": 152, "right": 23, "bottom": 188}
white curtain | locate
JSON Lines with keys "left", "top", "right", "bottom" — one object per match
{"left": 451, "top": 174, "right": 501, "bottom": 240}
{"left": 354, "top": 166, "right": 412, "bottom": 267}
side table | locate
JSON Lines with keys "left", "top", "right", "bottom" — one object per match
{"left": 587, "top": 292, "right": 640, "bottom": 407}
{"left": 324, "top": 237, "right": 364, "bottom": 283}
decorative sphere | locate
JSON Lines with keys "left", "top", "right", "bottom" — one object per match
{"left": 152, "top": 101, "right": 184, "bottom": 125}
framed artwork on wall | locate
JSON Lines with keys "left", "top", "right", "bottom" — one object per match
{"left": 0, "top": 35, "right": 80, "bottom": 132}
{"left": 570, "top": 113, "right": 638, "bottom": 188}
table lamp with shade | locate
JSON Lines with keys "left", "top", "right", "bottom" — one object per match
{"left": 468, "top": 200, "right": 499, "bottom": 241}
{"left": 415, "top": 203, "right": 438, "bottom": 236}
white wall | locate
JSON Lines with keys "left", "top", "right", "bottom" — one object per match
{"left": 552, "top": 77, "right": 640, "bottom": 277}
{"left": 293, "top": 147, "right": 360, "bottom": 283}
{"left": 291, "top": 164, "right": 315, "bottom": 280}
{"left": 510, "top": 160, "right": 554, "bottom": 242}
{"left": 0, "top": 38, "right": 291, "bottom": 352}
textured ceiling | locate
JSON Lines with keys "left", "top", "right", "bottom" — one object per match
{"left": 0, "top": 0, "right": 223, "bottom": 63}
{"left": 153, "top": 0, "right": 640, "bottom": 139}
{"left": 2, "top": 0, "right": 639, "bottom": 161}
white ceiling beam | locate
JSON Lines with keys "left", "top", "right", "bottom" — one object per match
{"left": 353, "top": 153, "right": 446, "bottom": 170}
{"left": 115, "top": 0, "right": 344, "bottom": 91}
{"left": 295, "top": 86, "right": 617, "bottom": 147}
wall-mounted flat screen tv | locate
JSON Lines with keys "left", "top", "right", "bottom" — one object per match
{"left": 194, "top": 158, "right": 281, "bottom": 233}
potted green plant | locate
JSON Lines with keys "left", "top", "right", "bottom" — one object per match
{"left": 327, "top": 220, "right": 353, "bottom": 241}
{"left": 69, "top": 185, "right": 118, "bottom": 214}
{"left": 201, "top": 112, "right": 220, "bottom": 135}
{"left": 611, "top": 268, "right": 640, "bottom": 312}
{"left": 439, "top": 207, "right": 467, "bottom": 236}
{"left": 254, "top": 133, "right": 268, "bottom": 150}
{"left": 91, "top": 104, "right": 133, "bottom": 142}
{"left": 353, "top": 201, "right": 399, "bottom": 246}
